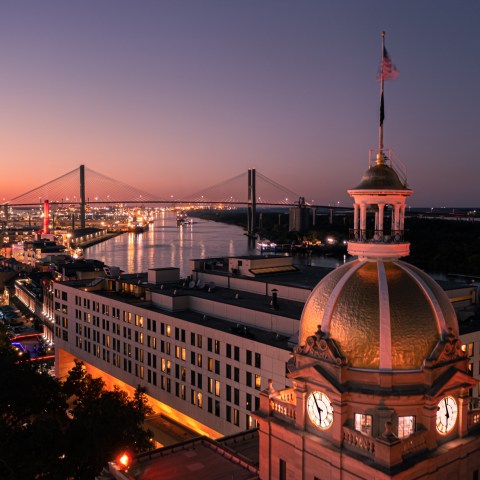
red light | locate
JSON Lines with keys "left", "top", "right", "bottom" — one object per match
{"left": 118, "top": 452, "right": 131, "bottom": 469}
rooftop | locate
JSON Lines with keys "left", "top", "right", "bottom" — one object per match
{"left": 106, "top": 430, "right": 259, "bottom": 480}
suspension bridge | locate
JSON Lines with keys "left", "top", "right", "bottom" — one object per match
{"left": 2, "top": 165, "right": 340, "bottom": 235}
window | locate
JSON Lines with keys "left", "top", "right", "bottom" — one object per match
{"left": 226, "top": 364, "right": 232, "bottom": 379}
{"left": 226, "top": 405, "right": 232, "bottom": 422}
{"left": 208, "top": 357, "right": 213, "bottom": 372}
{"left": 246, "top": 372, "right": 252, "bottom": 387}
{"left": 279, "top": 459, "right": 287, "bottom": 480}
{"left": 255, "top": 352, "right": 261, "bottom": 368}
{"left": 191, "top": 332, "right": 195, "bottom": 346}
{"left": 234, "top": 367, "right": 239, "bottom": 382}
{"left": 215, "top": 399, "right": 220, "bottom": 417}
{"left": 246, "top": 393, "right": 252, "bottom": 411}
{"left": 233, "top": 408, "right": 239, "bottom": 426}
{"left": 215, "top": 360, "right": 220, "bottom": 375}
{"left": 226, "top": 385, "right": 231, "bottom": 402}
{"left": 208, "top": 396, "right": 213, "bottom": 413}
{"left": 354, "top": 413, "right": 372, "bottom": 436}
{"left": 226, "top": 343, "right": 232, "bottom": 358}
{"left": 234, "top": 388, "right": 239, "bottom": 405}
{"left": 246, "top": 350, "right": 252, "bottom": 365}
{"left": 462, "top": 342, "right": 474, "bottom": 357}
{"left": 255, "top": 374, "right": 261, "bottom": 390}
{"left": 207, "top": 337, "right": 212, "bottom": 352}
{"left": 234, "top": 346, "right": 240, "bottom": 361}
{"left": 214, "top": 339, "right": 220, "bottom": 354}
{"left": 215, "top": 380, "right": 221, "bottom": 397}
{"left": 398, "top": 416, "right": 416, "bottom": 438}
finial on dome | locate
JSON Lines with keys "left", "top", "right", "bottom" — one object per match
{"left": 375, "top": 152, "right": 387, "bottom": 166}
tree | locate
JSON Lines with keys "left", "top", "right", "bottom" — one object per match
{"left": 60, "top": 362, "right": 154, "bottom": 479}
{"left": 0, "top": 329, "right": 154, "bottom": 479}
{"left": 0, "top": 324, "right": 67, "bottom": 479}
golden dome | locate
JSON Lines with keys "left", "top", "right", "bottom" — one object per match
{"left": 299, "top": 259, "right": 458, "bottom": 370}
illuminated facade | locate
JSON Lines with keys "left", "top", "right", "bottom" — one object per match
{"left": 254, "top": 151, "right": 480, "bottom": 479}
{"left": 52, "top": 257, "right": 309, "bottom": 438}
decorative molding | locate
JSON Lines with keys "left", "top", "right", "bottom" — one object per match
{"left": 424, "top": 328, "right": 467, "bottom": 367}
{"left": 295, "top": 326, "right": 347, "bottom": 365}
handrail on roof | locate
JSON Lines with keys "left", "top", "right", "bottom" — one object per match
{"left": 368, "top": 148, "right": 408, "bottom": 187}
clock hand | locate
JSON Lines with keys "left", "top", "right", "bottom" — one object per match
{"left": 444, "top": 398, "right": 450, "bottom": 420}
{"left": 313, "top": 396, "right": 323, "bottom": 422}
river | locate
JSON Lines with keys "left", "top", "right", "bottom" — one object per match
{"left": 87, "top": 211, "right": 346, "bottom": 277}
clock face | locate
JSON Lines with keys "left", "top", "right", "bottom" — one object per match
{"left": 307, "top": 391, "right": 334, "bottom": 429}
{"left": 436, "top": 396, "right": 458, "bottom": 435}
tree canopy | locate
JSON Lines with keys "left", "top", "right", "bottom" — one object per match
{"left": 0, "top": 328, "right": 154, "bottom": 479}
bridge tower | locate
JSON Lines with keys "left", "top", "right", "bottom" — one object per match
{"left": 80, "top": 164, "right": 86, "bottom": 229}
{"left": 247, "top": 168, "right": 256, "bottom": 236}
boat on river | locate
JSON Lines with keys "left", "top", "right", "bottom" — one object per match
{"left": 256, "top": 239, "right": 277, "bottom": 252}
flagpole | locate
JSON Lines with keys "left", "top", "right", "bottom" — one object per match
{"left": 378, "top": 31, "right": 386, "bottom": 163}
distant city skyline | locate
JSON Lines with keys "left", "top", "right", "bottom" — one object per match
{"left": 1, "top": 1, "right": 479, "bottom": 207}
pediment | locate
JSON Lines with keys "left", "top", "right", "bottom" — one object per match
{"left": 426, "top": 367, "right": 478, "bottom": 399}
{"left": 288, "top": 362, "right": 345, "bottom": 394}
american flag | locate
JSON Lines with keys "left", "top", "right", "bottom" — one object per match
{"left": 377, "top": 47, "right": 399, "bottom": 81}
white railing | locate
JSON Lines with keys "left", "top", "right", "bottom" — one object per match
{"left": 270, "top": 396, "right": 296, "bottom": 423}
{"left": 401, "top": 430, "right": 427, "bottom": 457}
{"left": 343, "top": 426, "right": 375, "bottom": 456}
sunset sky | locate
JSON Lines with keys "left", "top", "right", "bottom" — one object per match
{"left": 1, "top": 1, "right": 479, "bottom": 207}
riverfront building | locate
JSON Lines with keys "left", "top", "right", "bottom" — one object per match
{"left": 51, "top": 255, "right": 322, "bottom": 437}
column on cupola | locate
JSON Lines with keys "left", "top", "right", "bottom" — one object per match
{"left": 399, "top": 205, "right": 406, "bottom": 233}
{"left": 359, "top": 203, "right": 367, "bottom": 240}
{"left": 392, "top": 203, "right": 401, "bottom": 234}
{"left": 353, "top": 203, "right": 359, "bottom": 236}
{"left": 378, "top": 203, "right": 385, "bottom": 237}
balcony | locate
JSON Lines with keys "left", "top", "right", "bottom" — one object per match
{"left": 349, "top": 229, "right": 405, "bottom": 244}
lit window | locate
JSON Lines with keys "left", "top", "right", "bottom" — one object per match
{"left": 215, "top": 380, "right": 221, "bottom": 397}
{"left": 398, "top": 416, "right": 416, "bottom": 438}
{"left": 166, "top": 324, "right": 171, "bottom": 337}
{"left": 354, "top": 413, "right": 372, "bottom": 436}
{"left": 255, "top": 374, "right": 261, "bottom": 390}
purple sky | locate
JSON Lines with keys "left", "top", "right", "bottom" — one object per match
{"left": 1, "top": 1, "right": 479, "bottom": 207}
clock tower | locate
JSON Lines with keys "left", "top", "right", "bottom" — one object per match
{"left": 254, "top": 35, "right": 480, "bottom": 480}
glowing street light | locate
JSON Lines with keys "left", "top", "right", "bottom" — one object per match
{"left": 117, "top": 451, "right": 132, "bottom": 470}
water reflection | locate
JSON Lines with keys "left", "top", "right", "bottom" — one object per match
{"left": 87, "top": 211, "right": 345, "bottom": 277}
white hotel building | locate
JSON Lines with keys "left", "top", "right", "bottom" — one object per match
{"left": 51, "top": 256, "right": 321, "bottom": 437}
{"left": 48, "top": 254, "right": 478, "bottom": 440}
